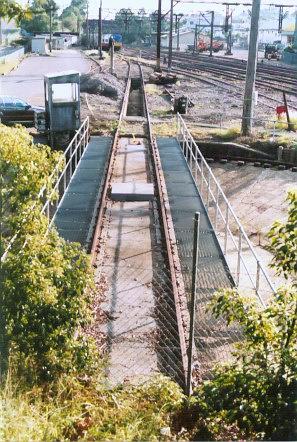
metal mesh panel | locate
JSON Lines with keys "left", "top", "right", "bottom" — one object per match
{"left": 95, "top": 258, "right": 186, "bottom": 387}
{"left": 157, "top": 136, "right": 243, "bottom": 379}
{"left": 174, "top": 227, "right": 242, "bottom": 379}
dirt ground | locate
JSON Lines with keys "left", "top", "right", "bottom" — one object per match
{"left": 134, "top": 56, "right": 297, "bottom": 132}
{"left": 81, "top": 51, "right": 297, "bottom": 140}
{"left": 80, "top": 52, "right": 129, "bottom": 135}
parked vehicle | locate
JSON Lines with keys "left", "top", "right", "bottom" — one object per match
{"left": 0, "top": 96, "right": 44, "bottom": 126}
{"left": 264, "top": 44, "right": 281, "bottom": 60}
{"left": 188, "top": 37, "right": 224, "bottom": 53}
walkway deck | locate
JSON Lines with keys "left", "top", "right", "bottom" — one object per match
{"left": 54, "top": 136, "right": 112, "bottom": 245}
{"left": 157, "top": 137, "right": 233, "bottom": 291}
{"left": 157, "top": 137, "right": 237, "bottom": 376}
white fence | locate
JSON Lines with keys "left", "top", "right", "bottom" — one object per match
{"left": 176, "top": 113, "right": 276, "bottom": 305}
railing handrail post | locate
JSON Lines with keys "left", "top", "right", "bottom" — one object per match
{"left": 187, "top": 211, "right": 200, "bottom": 396}
{"left": 176, "top": 114, "right": 276, "bottom": 303}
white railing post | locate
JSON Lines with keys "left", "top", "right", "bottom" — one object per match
{"left": 190, "top": 137, "right": 193, "bottom": 171}
{"left": 63, "top": 170, "right": 67, "bottom": 193}
{"left": 80, "top": 132, "right": 83, "bottom": 158}
{"left": 194, "top": 145, "right": 198, "bottom": 182}
{"left": 206, "top": 168, "right": 211, "bottom": 210}
{"left": 256, "top": 260, "right": 260, "bottom": 294}
{"left": 176, "top": 114, "right": 180, "bottom": 140}
{"left": 69, "top": 144, "right": 73, "bottom": 177}
{"left": 75, "top": 137, "right": 78, "bottom": 168}
{"left": 224, "top": 204, "right": 229, "bottom": 255}
{"left": 200, "top": 160, "right": 204, "bottom": 192}
{"left": 214, "top": 184, "right": 220, "bottom": 230}
{"left": 236, "top": 229, "right": 242, "bottom": 285}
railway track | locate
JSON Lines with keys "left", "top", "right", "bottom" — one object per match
{"left": 124, "top": 48, "right": 297, "bottom": 111}
{"left": 89, "top": 62, "right": 189, "bottom": 387}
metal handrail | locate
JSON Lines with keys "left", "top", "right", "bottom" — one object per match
{"left": 43, "top": 117, "right": 90, "bottom": 226}
{"left": 1, "top": 117, "right": 90, "bottom": 263}
{"left": 176, "top": 113, "right": 276, "bottom": 305}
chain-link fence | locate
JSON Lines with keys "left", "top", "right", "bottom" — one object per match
{"left": 94, "top": 255, "right": 186, "bottom": 388}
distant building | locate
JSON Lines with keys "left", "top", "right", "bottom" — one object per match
{"left": 158, "top": 30, "right": 196, "bottom": 50}
{"left": 232, "top": 8, "right": 295, "bottom": 46}
{"left": 183, "top": 13, "right": 225, "bottom": 30}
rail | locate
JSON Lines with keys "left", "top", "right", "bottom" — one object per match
{"left": 1, "top": 117, "right": 90, "bottom": 263}
{"left": 176, "top": 113, "right": 276, "bottom": 305}
{"left": 140, "top": 63, "right": 188, "bottom": 384}
{"left": 90, "top": 62, "right": 131, "bottom": 259}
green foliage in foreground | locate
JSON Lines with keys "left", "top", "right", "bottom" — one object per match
{"left": 0, "top": 124, "right": 95, "bottom": 381}
{"left": 0, "top": 0, "right": 28, "bottom": 22}
{"left": 1, "top": 374, "right": 184, "bottom": 441}
{"left": 186, "top": 190, "right": 297, "bottom": 441}
{"left": 190, "top": 287, "right": 297, "bottom": 441}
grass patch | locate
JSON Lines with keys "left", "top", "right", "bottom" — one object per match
{"left": 151, "top": 108, "right": 171, "bottom": 118}
{"left": 153, "top": 122, "right": 177, "bottom": 137}
{"left": 210, "top": 126, "right": 241, "bottom": 140}
{"left": 274, "top": 116, "right": 297, "bottom": 132}
{"left": 0, "top": 60, "right": 19, "bottom": 75}
{"left": 1, "top": 372, "right": 184, "bottom": 441}
{"left": 145, "top": 84, "right": 162, "bottom": 96}
{"left": 90, "top": 119, "right": 118, "bottom": 135}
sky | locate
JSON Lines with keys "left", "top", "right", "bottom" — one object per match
{"left": 18, "top": 0, "right": 297, "bottom": 20}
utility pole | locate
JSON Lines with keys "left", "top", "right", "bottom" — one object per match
{"left": 156, "top": 0, "right": 162, "bottom": 71}
{"left": 168, "top": 0, "right": 174, "bottom": 69}
{"left": 49, "top": 6, "right": 52, "bottom": 52}
{"left": 174, "top": 13, "right": 183, "bottom": 50}
{"left": 86, "top": 1, "right": 89, "bottom": 49}
{"left": 193, "top": 23, "right": 198, "bottom": 54}
{"left": 98, "top": 0, "right": 103, "bottom": 59}
{"left": 274, "top": 5, "right": 295, "bottom": 34}
{"left": 209, "top": 11, "right": 214, "bottom": 57}
{"left": 224, "top": 3, "right": 233, "bottom": 55}
{"left": 241, "top": 0, "right": 261, "bottom": 136}
{"left": 110, "top": 39, "right": 115, "bottom": 74}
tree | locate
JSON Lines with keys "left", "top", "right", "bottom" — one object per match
{"left": 114, "top": 8, "right": 152, "bottom": 44}
{"left": 188, "top": 190, "right": 297, "bottom": 441}
{"left": 21, "top": 0, "right": 59, "bottom": 34}
{"left": 0, "top": 0, "right": 28, "bottom": 22}
{"left": 60, "top": 0, "right": 87, "bottom": 33}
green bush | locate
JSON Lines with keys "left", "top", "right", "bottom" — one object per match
{"left": 0, "top": 125, "right": 95, "bottom": 381}
{"left": 188, "top": 190, "right": 297, "bottom": 441}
